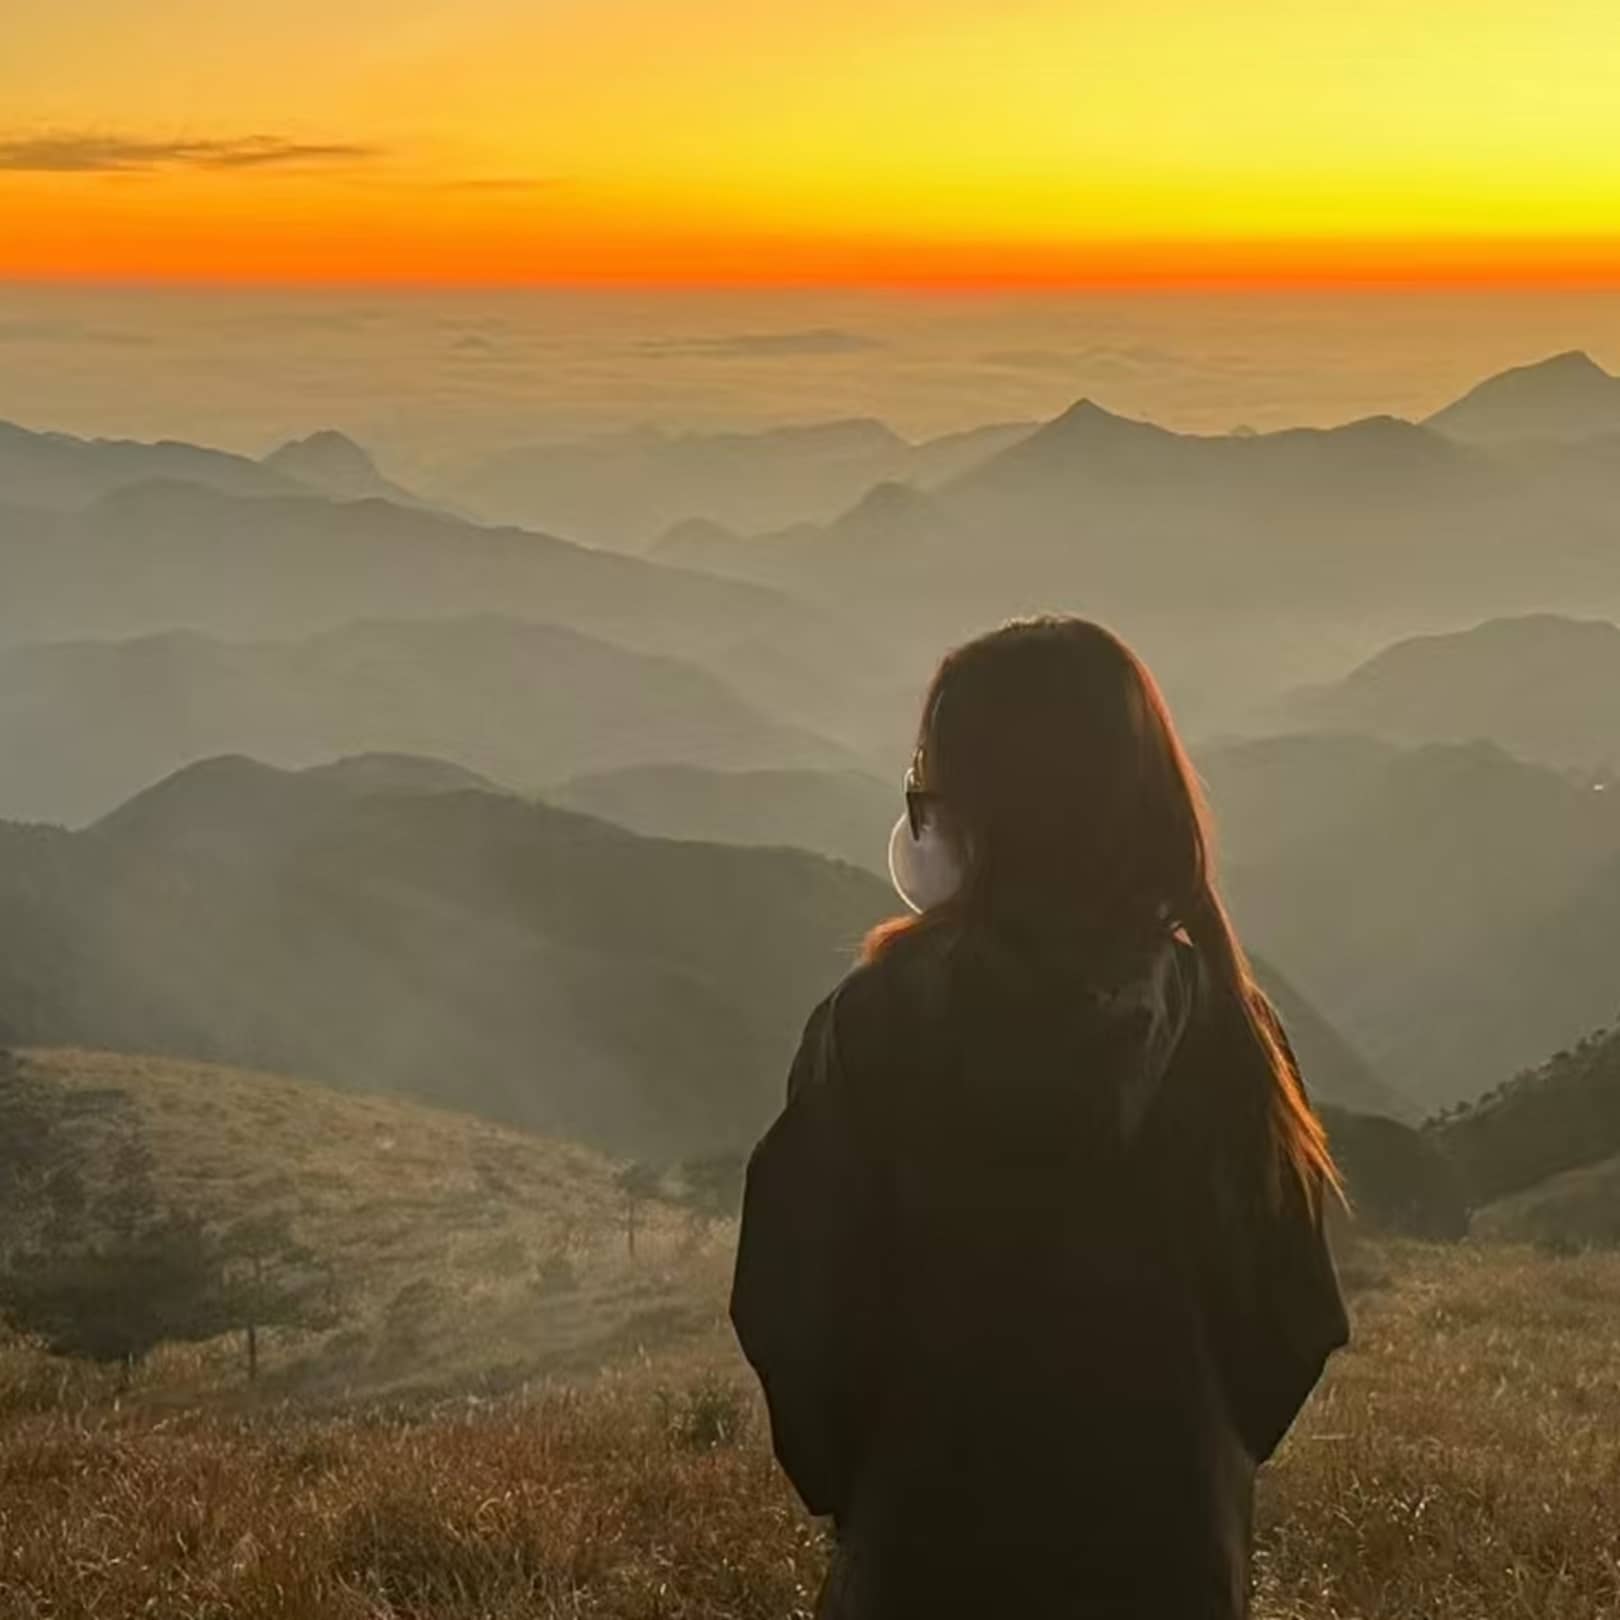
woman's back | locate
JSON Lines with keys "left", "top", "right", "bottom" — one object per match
{"left": 731, "top": 617, "right": 1348, "bottom": 1619}
{"left": 732, "top": 924, "right": 1347, "bottom": 1619}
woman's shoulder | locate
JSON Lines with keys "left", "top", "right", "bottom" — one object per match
{"left": 812, "top": 921, "right": 960, "bottom": 1075}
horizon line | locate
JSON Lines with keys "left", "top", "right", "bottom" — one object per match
{"left": 10, "top": 271, "right": 1620, "bottom": 297}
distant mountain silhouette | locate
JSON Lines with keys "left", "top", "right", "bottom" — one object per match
{"left": 443, "top": 417, "right": 1034, "bottom": 551}
{"left": 0, "top": 419, "right": 300, "bottom": 509}
{"left": 262, "top": 430, "right": 426, "bottom": 507}
{"left": 1285, "top": 614, "right": 1620, "bottom": 773}
{"left": 1202, "top": 733, "right": 1620, "bottom": 1106}
{"left": 0, "top": 755, "right": 1399, "bottom": 1146}
{"left": 0, "top": 617, "right": 856, "bottom": 826}
{"left": 551, "top": 763, "right": 1405, "bottom": 1118}
{"left": 642, "top": 387, "right": 1620, "bottom": 736}
{"left": 0, "top": 759, "right": 893, "bottom": 1157}
{"left": 948, "top": 402, "right": 1471, "bottom": 505}
{"left": 1256, "top": 971, "right": 1413, "bottom": 1121}
{"left": 552, "top": 764, "right": 896, "bottom": 873}
{"left": 0, "top": 479, "right": 908, "bottom": 759}
{"left": 1425, "top": 351, "right": 1620, "bottom": 444}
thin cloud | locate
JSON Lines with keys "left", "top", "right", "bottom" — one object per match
{"left": 0, "top": 132, "right": 379, "bottom": 174}
{"left": 0, "top": 318, "right": 152, "bottom": 347}
{"left": 643, "top": 328, "right": 886, "bottom": 359}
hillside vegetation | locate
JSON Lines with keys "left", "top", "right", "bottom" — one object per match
{"left": 1432, "top": 1019, "right": 1620, "bottom": 1211}
{"left": 0, "top": 1047, "right": 721, "bottom": 1403}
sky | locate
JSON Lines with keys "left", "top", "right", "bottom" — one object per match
{"left": 5, "top": 0, "right": 1620, "bottom": 287}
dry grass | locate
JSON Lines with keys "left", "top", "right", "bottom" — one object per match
{"left": 2, "top": 1239, "right": 1619, "bottom": 1618}
{"left": 4, "top": 1049, "right": 720, "bottom": 1402}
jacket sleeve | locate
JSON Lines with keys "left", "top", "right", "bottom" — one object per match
{"left": 1218, "top": 1144, "right": 1349, "bottom": 1462}
{"left": 1193, "top": 994, "right": 1351, "bottom": 1464}
{"left": 729, "top": 989, "right": 891, "bottom": 1520}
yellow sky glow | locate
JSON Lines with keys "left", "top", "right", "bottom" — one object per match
{"left": 4, "top": 0, "right": 1620, "bottom": 286}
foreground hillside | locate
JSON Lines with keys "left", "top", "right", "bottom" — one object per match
{"left": 1430, "top": 1019, "right": 1620, "bottom": 1247}
{"left": 0, "top": 1047, "right": 727, "bottom": 1403}
{"left": 2, "top": 1241, "right": 1616, "bottom": 1619}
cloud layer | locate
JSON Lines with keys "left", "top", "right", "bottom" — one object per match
{"left": 0, "top": 133, "right": 377, "bottom": 174}
{"left": 642, "top": 328, "right": 885, "bottom": 359}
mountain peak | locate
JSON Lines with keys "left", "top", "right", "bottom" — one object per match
{"left": 1530, "top": 348, "right": 1607, "bottom": 376}
{"left": 1426, "top": 350, "right": 1620, "bottom": 444}
{"left": 265, "top": 429, "right": 379, "bottom": 481}
{"left": 262, "top": 429, "right": 423, "bottom": 506}
{"left": 1050, "top": 397, "right": 1154, "bottom": 433}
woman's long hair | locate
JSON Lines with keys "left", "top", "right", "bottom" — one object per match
{"left": 868, "top": 616, "right": 1340, "bottom": 1204}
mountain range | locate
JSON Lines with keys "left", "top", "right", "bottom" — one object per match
{"left": 1202, "top": 732, "right": 1620, "bottom": 1106}
{"left": 0, "top": 755, "right": 1407, "bottom": 1148}
{"left": 0, "top": 618, "right": 855, "bottom": 826}
{"left": 0, "top": 477, "right": 913, "bottom": 759}
{"left": 440, "top": 417, "right": 1035, "bottom": 550}
{"left": 1284, "top": 613, "right": 1620, "bottom": 774}
{"left": 0, "top": 756, "right": 888, "bottom": 1157}
{"left": 1423, "top": 349, "right": 1620, "bottom": 445}
{"left": 649, "top": 353, "right": 1620, "bottom": 731}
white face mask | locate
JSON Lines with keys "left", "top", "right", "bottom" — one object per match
{"left": 888, "top": 811, "right": 964, "bottom": 914}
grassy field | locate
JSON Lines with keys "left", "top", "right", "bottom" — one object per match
{"left": 2, "top": 1238, "right": 1619, "bottom": 1619}
{"left": 0, "top": 1049, "right": 719, "bottom": 1402}
{"left": 2, "top": 1049, "right": 1618, "bottom": 1617}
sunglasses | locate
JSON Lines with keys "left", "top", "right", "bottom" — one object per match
{"left": 903, "top": 762, "right": 942, "bottom": 840}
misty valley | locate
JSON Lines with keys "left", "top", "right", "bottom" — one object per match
{"left": 4, "top": 349, "right": 1620, "bottom": 1617}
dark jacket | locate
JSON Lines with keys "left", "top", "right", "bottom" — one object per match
{"left": 730, "top": 924, "right": 1348, "bottom": 1620}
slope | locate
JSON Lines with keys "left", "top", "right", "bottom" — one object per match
{"left": 0, "top": 478, "right": 907, "bottom": 759}
{"left": 1201, "top": 733, "right": 1620, "bottom": 1107}
{"left": 0, "top": 618, "right": 856, "bottom": 826}
{"left": 0, "top": 758, "right": 891, "bottom": 1158}
{"left": 551, "top": 764, "right": 896, "bottom": 874}
{"left": 0, "top": 1047, "right": 712, "bottom": 1397}
{"left": 1284, "top": 614, "right": 1620, "bottom": 774}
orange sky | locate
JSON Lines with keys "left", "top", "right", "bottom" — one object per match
{"left": 5, "top": 0, "right": 1620, "bottom": 288}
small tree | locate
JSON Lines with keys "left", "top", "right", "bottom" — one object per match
{"left": 217, "top": 1210, "right": 335, "bottom": 1382}
{"left": 1, "top": 1210, "right": 230, "bottom": 1384}
{"left": 615, "top": 1161, "right": 663, "bottom": 1260}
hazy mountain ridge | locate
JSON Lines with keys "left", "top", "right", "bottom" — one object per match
{"left": 1285, "top": 613, "right": 1620, "bottom": 772}
{"left": 1424, "top": 350, "right": 1620, "bottom": 445}
{"left": 0, "top": 616, "right": 857, "bottom": 826}
{"left": 262, "top": 430, "right": 428, "bottom": 508}
{"left": 0, "top": 757, "right": 893, "bottom": 1157}
{"left": 638, "top": 360, "right": 1620, "bottom": 730}
{"left": 549, "top": 763, "right": 1408, "bottom": 1119}
{"left": 0, "top": 477, "right": 912, "bottom": 758}
{"left": 552, "top": 764, "right": 895, "bottom": 873}
{"left": 0, "top": 418, "right": 306, "bottom": 510}
{"left": 0, "top": 754, "right": 1411, "bottom": 1148}
{"left": 1202, "top": 732, "right": 1620, "bottom": 1106}
{"left": 441, "top": 416, "right": 1036, "bottom": 551}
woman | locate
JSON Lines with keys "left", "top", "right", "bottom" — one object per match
{"left": 731, "top": 616, "right": 1349, "bottom": 1619}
